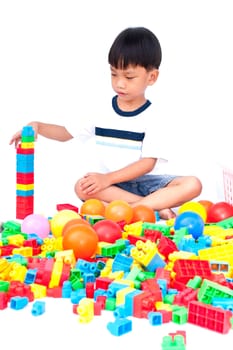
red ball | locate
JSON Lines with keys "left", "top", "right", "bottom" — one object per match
{"left": 93, "top": 219, "right": 122, "bottom": 243}
{"left": 62, "top": 223, "right": 99, "bottom": 260}
{"left": 207, "top": 201, "right": 233, "bottom": 223}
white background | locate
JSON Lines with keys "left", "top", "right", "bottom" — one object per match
{"left": 0, "top": 1, "right": 233, "bottom": 347}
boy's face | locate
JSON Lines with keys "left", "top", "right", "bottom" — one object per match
{"left": 110, "top": 64, "right": 159, "bottom": 105}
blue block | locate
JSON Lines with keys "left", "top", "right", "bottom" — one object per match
{"left": 107, "top": 317, "right": 132, "bottom": 336}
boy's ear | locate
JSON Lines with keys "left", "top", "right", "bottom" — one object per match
{"left": 148, "top": 69, "right": 159, "bottom": 85}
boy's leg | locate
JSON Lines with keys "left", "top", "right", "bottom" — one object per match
{"left": 134, "top": 176, "right": 202, "bottom": 212}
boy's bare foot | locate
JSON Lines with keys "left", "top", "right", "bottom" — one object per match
{"left": 158, "top": 208, "right": 176, "bottom": 220}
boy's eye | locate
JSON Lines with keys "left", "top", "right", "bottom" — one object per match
{"left": 126, "top": 76, "right": 135, "bottom": 80}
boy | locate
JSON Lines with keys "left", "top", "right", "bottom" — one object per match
{"left": 10, "top": 27, "right": 202, "bottom": 219}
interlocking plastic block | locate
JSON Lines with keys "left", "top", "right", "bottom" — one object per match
{"left": 188, "top": 300, "right": 232, "bottom": 333}
{"left": 10, "top": 296, "right": 29, "bottom": 310}
{"left": 31, "top": 300, "right": 46, "bottom": 316}
{"left": 173, "top": 259, "right": 212, "bottom": 284}
{"left": 198, "top": 278, "right": 233, "bottom": 304}
{"left": 107, "top": 317, "right": 132, "bottom": 336}
{"left": 148, "top": 311, "right": 163, "bottom": 326}
{"left": 161, "top": 334, "right": 186, "bottom": 350}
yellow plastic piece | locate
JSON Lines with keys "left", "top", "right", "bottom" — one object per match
{"left": 31, "top": 283, "right": 47, "bottom": 299}
{"left": 9, "top": 263, "right": 27, "bottom": 283}
{"left": 7, "top": 234, "right": 25, "bottom": 246}
{"left": 55, "top": 249, "right": 76, "bottom": 267}
{"left": 16, "top": 183, "right": 34, "bottom": 191}
{"left": 49, "top": 257, "right": 63, "bottom": 288}
{"left": 116, "top": 286, "right": 135, "bottom": 306}
{"left": 77, "top": 298, "right": 94, "bottom": 323}
{"left": 12, "top": 247, "right": 33, "bottom": 257}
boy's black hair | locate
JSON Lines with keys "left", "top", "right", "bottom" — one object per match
{"left": 108, "top": 27, "right": 162, "bottom": 70}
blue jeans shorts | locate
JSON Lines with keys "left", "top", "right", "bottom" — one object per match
{"left": 115, "top": 174, "right": 178, "bottom": 196}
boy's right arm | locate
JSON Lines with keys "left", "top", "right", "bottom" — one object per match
{"left": 9, "top": 121, "right": 73, "bottom": 147}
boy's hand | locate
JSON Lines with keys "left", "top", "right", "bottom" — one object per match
{"left": 9, "top": 122, "right": 38, "bottom": 148}
{"left": 9, "top": 130, "right": 22, "bottom": 148}
{"left": 79, "top": 173, "right": 110, "bottom": 195}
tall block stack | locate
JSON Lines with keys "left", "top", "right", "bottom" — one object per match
{"left": 16, "top": 126, "right": 35, "bottom": 219}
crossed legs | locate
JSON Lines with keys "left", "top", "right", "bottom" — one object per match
{"left": 75, "top": 175, "right": 202, "bottom": 220}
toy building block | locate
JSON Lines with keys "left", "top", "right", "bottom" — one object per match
{"left": 161, "top": 334, "right": 186, "bottom": 350}
{"left": 77, "top": 297, "right": 94, "bottom": 323}
{"left": 188, "top": 300, "right": 232, "bottom": 333}
{"left": 16, "top": 125, "right": 35, "bottom": 219}
{"left": 148, "top": 311, "right": 163, "bottom": 326}
{"left": 107, "top": 317, "right": 132, "bottom": 336}
{"left": 31, "top": 300, "right": 46, "bottom": 316}
{"left": 10, "top": 296, "right": 29, "bottom": 310}
{"left": 198, "top": 278, "right": 233, "bottom": 304}
{"left": 0, "top": 292, "right": 9, "bottom": 310}
{"left": 173, "top": 259, "right": 212, "bottom": 284}
{"left": 56, "top": 203, "right": 79, "bottom": 212}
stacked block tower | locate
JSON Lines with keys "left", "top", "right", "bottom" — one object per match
{"left": 16, "top": 126, "right": 35, "bottom": 219}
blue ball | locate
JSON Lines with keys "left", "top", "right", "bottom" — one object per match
{"left": 174, "top": 211, "right": 204, "bottom": 240}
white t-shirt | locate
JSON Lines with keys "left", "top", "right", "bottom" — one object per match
{"left": 65, "top": 96, "right": 170, "bottom": 175}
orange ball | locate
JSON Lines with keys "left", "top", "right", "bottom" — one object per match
{"left": 80, "top": 199, "right": 105, "bottom": 216}
{"left": 62, "top": 223, "right": 98, "bottom": 260}
{"left": 104, "top": 200, "right": 133, "bottom": 224}
{"left": 198, "top": 199, "right": 214, "bottom": 212}
{"left": 132, "top": 205, "right": 156, "bottom": 223}
{"left": 62, "top": 218, "right": 91, "bottom": 236}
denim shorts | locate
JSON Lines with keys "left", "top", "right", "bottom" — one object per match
{"left": 115, "top": 174, "right": 178, "bottom": 196}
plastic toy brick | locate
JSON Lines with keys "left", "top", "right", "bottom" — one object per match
{"left": 130, "top": 240, "right": 162, "bottom": 269}
{"left": 47, "top": 286, "right": 62, "bottom": 298}
{"left": 212, "top": 297, "right": 233, "bottom": 311}
{"left": 55, "top": 249, "right": 76, "bottom": 267}
{"left": 10, "top": 296, "right": 29, "bottom": 310}
{"left": 161, "top": 334, "right": 186, "bottom": 350}
{"left": 31, "top": 300, "right": 46, "bottom": 316}
{"left": 157, "top": 235, "right": 179, "bottom": 259}
{"left": 198, "top": 278, "right": 233, "bottom": 304}
{"left": 140, "top": 278, "right": 163, "bottom": 301}
{"left": 0, "top": 291, "right": 9, "bottom": 310}
{"left": 28, "top": 283, "right": 46, "bottom": 299}
{"left": 115, "top": 286, "right": 136, "bottom": 307}
{"left": 56, "top": 203, "right": 79, "bottom": 212}
{"left": 24, "top": 269, "right": 37, "bottom": 285}
{"left": 0, "top": 280, "right": 10, "bottom": 292}
{"left": 95, "top": 276, "right": 113, "bottom": 291}
{"left": 95, "top": 295, "right": 107, "bottom": 309}
{"left": 107, "top": 317, "right": 132, "bottom": 336}
{"left": 70, "top": 289, "right": 86, "bottom": 304}
{"left": 111, "top": 253, "right": 134, "bottom": 272}
{"left": 107, "top": 281, "right": 129, "bottom": 298}
{"left": 105, "top": 297, "right": 116, "bottom": 311}
{"left": 172, "top": 306, "right": 188, "bottom": 325}
{"left": 198, "top": 242, "right": 233, "bottom": 266}
{"left": 77, "top": 297, "right": 94, "bottom": 323}
{"left": 94, "top": 300, "right": 103, "bottom": 315}
{"left": 9, "top": 263, "right": 28, "bottom": 283}
{"left": 62, "top": 280, "right": 72, "bottom": 298}
{"left": 2, "top": 220, "right": 22, "bottom": 233}
{"left": 173, "top": 259, "right": 212, "bottom": 284}
{"left": 144, "top": 228, "right": 162, "bottom": 242}
{"left": 178, "top": 235, "right": 211, "bottom": 255}
{"left": 133, "top": 290, "right": 157, "bottom": 318}
{"left": 173, "top": 287, "right": 198, "bottom": 307}
{"left": 148, "top": 311, "right": 163, "bottom": 326}
{"left": 169, "top": 331, "right": 186, "bottom": 344}
{"left": 188, "top": 300, "right": 232, "bottom": 333}
{"left": 123, "top": 221, "right": 143, "bottom": 237}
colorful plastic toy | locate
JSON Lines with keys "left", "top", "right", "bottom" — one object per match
{"left": 104, "top": 200, "right": 133, "bottom": 224}
{"left": 62, "top": 222, "right": 99, "bottom": 260}
{"left": 131, "top": 204, "right": 156, "bottom": 223}
{"left": 80, "top": 198, "right": 105, "bottom": 216}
